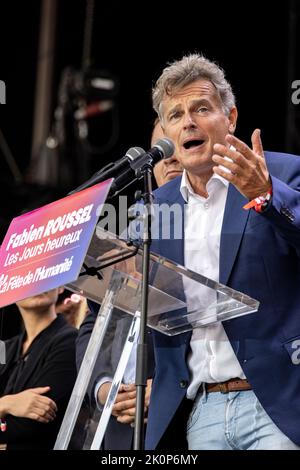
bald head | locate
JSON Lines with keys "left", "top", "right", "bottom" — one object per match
{"left": 151, "top": 121, "right": 183, "bottom": 187}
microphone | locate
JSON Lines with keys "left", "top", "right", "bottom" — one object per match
{"left": 129, "top": 138, "right": 174, "bottom": 171}
{"left": 108, "top": 138, "right": 175, "bottom": 197}
{"left": 68, "top": 146, "right": 145, "bottom": 194}
{"left": 69, "top": 138, "right": 175, "bottom": 195}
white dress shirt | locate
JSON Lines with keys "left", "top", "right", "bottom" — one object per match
{"left": 180, "top": 170, "right": 245, "bottom": 400}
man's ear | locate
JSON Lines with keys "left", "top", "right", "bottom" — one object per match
{"left": 228, "top": 106, "right": 238, "bottom": 134}
{"left": 229, "top": 122, "right": 235, "bottom": 133}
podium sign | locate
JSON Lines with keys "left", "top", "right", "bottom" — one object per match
{"left": 0, "top": 180, "right": 112, "bottom": 308}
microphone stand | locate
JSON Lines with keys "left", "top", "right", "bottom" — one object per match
{"left": 133, "top": 161, "right": 153, "bottom": 450}
{"left": 71, "top": 158, "right": 154, "bottom": 450}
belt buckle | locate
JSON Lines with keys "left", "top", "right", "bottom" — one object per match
{"left": 219, "top": 382, "right": 229, "bottom": 394}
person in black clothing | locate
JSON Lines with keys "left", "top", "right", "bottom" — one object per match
{"left": 0, "top": 288, "right": 77, "bottom": 450}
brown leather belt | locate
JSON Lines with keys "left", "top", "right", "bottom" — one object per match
{"left": 205, "top": 378, "right": 251, "bottom": 394}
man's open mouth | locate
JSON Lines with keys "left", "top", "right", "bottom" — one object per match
{"left": 183, "top": 139, "right": 205, "bottom": 150}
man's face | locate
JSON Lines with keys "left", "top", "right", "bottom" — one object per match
{"left": 16, "top": 288, "right": 62, "bottom": 311}
{"left": 161, "top": 79, "right": 237, "bottom": 177}
{"left": 151, "top": 121, "right": 183, "bottom": 187}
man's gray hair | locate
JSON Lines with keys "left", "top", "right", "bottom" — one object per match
{"left": 152, "top": 53, "right": 235, "bottom": 120}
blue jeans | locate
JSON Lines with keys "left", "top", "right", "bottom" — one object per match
{"left": 186, "top": 388, "right": 299, "bottom": 450}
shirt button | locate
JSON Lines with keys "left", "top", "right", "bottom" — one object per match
{"left": 204, "top": 202, "right": 209, "bottom": 209}
{"left": 179, "top": 380, "right": 188, "bottom": 389}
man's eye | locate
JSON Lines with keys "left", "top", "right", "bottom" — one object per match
{"left": 197, "top": 107, "right": 208, "bottom": 113}
{"left": 169, "top": 112, "right": 180, "bottom": 120}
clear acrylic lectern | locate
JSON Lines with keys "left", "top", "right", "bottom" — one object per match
{"left": 54, "top": 225, "right": 259, "bottom": 449}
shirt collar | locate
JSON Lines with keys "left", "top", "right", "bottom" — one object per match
{"left": 180, "top": 169, "right": 228, "bottom": 203}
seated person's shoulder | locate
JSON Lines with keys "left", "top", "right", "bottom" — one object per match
{"left": 48, "top": 318, "right": 78, "bottom": 351}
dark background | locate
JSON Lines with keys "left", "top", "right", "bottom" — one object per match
{"left": 1, "top": 0, "right": 300, "bottom": 338}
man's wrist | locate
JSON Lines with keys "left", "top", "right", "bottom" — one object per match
{"left": 97, "top": 381, "right": 112, "bottom": 406}
{"left": 243, "top": 185, "right": 273, "bottom": 213}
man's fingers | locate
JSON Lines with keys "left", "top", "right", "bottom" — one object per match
{"left": 251, "top": 128, "right": 264, "bottom": 157}
{"left": 213, "top": 144, "right": 247, "bottom": 170}
{"left": 119, "top": 406, "right": 136, "bottom": 416}
{"left": 113, "top": 398, "right": 136, "bottom": 412}
{"left": 212, "top": 154, "right": 242, "bottom": 175}
{"left": 213, "top": 165, "right": 236, "bottom": 183}
{"left": 117, "top": 405, "right": 148, "bottom": 417}
{"left": 116, "top": 407, "right": 149, "bottom": 424}
{"left": 117, "top": 415, "right": 135, "bottom": 424}
{"left": 225, "top": 134, "right": 256, "bottom": 161}
{"left": 114, "top": 390, "right": 136, "bottom": 404}
{"left": 226, "top": 130, "right": 264, "bottom": 161}
{"left": 119, "top": 383, "right": 136, "bottom": 393}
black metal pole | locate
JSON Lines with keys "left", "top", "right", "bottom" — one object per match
{"left": 133, "top": 164, "right": 153, "bottom": 450}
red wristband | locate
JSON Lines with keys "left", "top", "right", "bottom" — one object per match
{"left": 243, "top": 187, "right": 272, "bottom": 213}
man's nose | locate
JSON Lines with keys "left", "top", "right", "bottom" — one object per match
{"left": 183, "top": 113, "right": 197, "bottom": 131}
